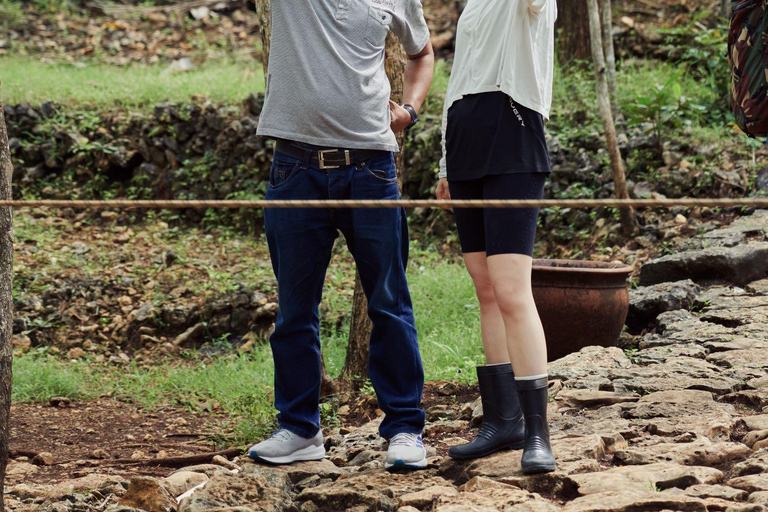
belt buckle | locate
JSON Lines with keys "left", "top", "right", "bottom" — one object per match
{"left": 318, "top": 149, "right": 351, "bottom": 170}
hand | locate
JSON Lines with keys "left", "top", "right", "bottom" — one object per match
{"left": 435, "top": 178, "right": 451, "bottom": 210}
{"left": 390, "top": 100, "right": 413, "bottom": 133}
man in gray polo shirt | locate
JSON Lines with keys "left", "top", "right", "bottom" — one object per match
{"left": 248, "top": 1, "right": 434, "bottom": 470}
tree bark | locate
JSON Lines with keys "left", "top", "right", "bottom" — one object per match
{"left": 722, "top": 0, "right": 731, "bottom": 18}
{"left": 556, "top": 0, "right": 591, "bottom": 64}
{"left": 340, "top": 32, "right": 407, "bottom": 390}
{"left": 586, "top": 0, "right": 634, "bottom": 234}
{"left": 254, "top": 0, "right": 271, "bottom": 71}
{"left": 254, "top": 2, "right": 407, "bottom": 391}
{"left": 253, "top": 0, "right": 343, "bottom": 395}
{"left": 0, "top": 88, "right": 16, "bottom": 512}
{"left": 601, "top": 0, "right": 619, "bottom": 118}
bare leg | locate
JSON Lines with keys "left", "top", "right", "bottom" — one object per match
{"left": 485, "top": 254, "right": 547, "bottom": 377}
{"left": 463, "top": 252, "right": 510, "bottom": 365}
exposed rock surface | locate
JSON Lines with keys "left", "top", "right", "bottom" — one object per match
{"left": 639, "top": 242, "right": 768, "bottom": 287}
{"left": 627, "top": 279, "right": 701, "bottom": 333}
{"left": 12, "top": 220, "right": 768, "bottom": 512}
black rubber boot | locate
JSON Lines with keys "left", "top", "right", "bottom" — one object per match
{"left": 448, "top": 364, "right": 525, "bottom": 460}
{"left": 518, "top": 376, "right": 556, "bottom": 474}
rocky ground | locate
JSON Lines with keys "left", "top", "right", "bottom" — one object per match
{"left": 7, "top": 211, "right": 768, "bottom": 511}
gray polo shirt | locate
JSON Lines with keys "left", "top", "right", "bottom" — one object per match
{"left": 256, "top": 0, "right": 430, "bottom": 152}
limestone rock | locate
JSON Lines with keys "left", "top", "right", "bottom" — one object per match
{"left": 729, "top": 474, "right": 768, "bottom": 493}
{"left": 212, "top": 455, "right": 240, "bottom": 471}
{"left": 562, "top": 490, "right": 708, "bottom": 512}
{"left": 555, "top": 389, "right": 639, "bottom": 410}
{"left": 609, "top": 357, "right": 742, "bottom": 395}
{"left": 178, "top": 472, "right": 292, "bottom": 512}
{"left": 621, "top": 389, "right": 737, "bottom": 440}
{"left": 297, "top": 472, "right": 448, "bottom": 512}
{"left": 749, "top": 491, "right": 768, "bottom": 505}
{"left": 733, "top": 449, "right": 768, "bottom": 477}
{"left": 630, "top": 344, "right": 708, "bottom": 365}
{"left": 675, "top": 483, "right": 749, "bottom": 501}
{"left": 612, "top": 437, "right": 750, "bottom": 466}
{"left": 701, "top": 306, "right": 768, "bottom": 330}
{"left": 5, "top": 461, "right": 39, "bottom": 483}
{"left": 399, "top": 485, "right": 458, "bottom": 508}
{"left": 743, "top": 431, "right": 768, "bottom": 449}
{"left": 627, "top": 280, "right": 701, "bottom": 332}
{"left": 46, "top": 474, "right": 128, "bottom": 501}
{"left": 550, "top": 404, "right": 634, "bottom": 441}
{"left": 8, "top": 483, "right": 49, "bottom": 500}
{"left": 548, "top": 346, "right": 632, "bottom": 389}
{"left": 744, "top": 416, "right": 768, "bottom": 431}
{"left": 436, "top": 477, "right": 556, "bottom": 512}
{"left": 244, "top": 459, "right": 345, "bottom": 484}
{"left": 173, "top": 464, "right": 235, "bottom": 477}
{"left": 424, "top": 420, "right": 470, "bottom": 440}
{"left": 118, "top": 476, "right": 177, "bottom": 512}
{"left": 639, "top": 242, "right": 768, "bottom": 287}
{"left": 163, "top": 471, "right": 208, "bottom": 497}
{"left": 32, "top": 452, "right": 54, "bottom": 466}
{"left": 747, "top": 278, "right": 768, "bottom": 295}
{"left": 569, "top": 462, "right": 723, "bottom": 496}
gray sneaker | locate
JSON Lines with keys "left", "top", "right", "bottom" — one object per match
{"left": 385, "top": 433, "right": 428, "bottom": 470}
{"left": 247, "top": 429, "right": 325, "bottom": 464}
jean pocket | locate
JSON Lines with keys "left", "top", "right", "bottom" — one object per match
{"left": 365, "top": 6, "right": 392, "bottom": 47}
{"left": 363, "top": 157, "right": 397, "bottom": 183}
{"left": 269, "top": 160, "right": 302, "bottom": 189}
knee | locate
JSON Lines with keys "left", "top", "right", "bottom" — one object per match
{"left": 469, "top": 273, "right": 497, "bottom": 307}
{"left": 492, "top": 281, "right": 533, "bottom": 318}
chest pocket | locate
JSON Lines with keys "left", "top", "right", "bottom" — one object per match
{"left": 366, "top": 7, "right": 392, "bottom": 47}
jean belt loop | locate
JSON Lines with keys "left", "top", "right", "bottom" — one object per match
{"left": 301, "top": 147, "right": 313, "bottom": 167}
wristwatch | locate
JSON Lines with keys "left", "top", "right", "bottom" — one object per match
{"left": 402, "top": 104, "right": 419, "bottom": 130}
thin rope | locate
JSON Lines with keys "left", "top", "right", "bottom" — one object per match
{"left": 0, "top": 198, "right": 765, "bottom": 209}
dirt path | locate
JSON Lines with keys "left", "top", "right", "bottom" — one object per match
{"left": 10, "top": 399, "right": 224, "bottom": 483}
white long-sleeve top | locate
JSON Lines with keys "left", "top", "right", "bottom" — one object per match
{"left": 438, "top": 0, "right": 558, "bottom": 178}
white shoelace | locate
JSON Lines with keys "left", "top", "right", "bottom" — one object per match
{"left": 390, "top": 433, "right": 421, "bottom": 447}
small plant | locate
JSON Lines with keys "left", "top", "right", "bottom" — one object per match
{"left": 624, "top": 69, "right": 707, "bottom": 154}
{"left": 645, "top": 479, "right": 662, "bottom": 493}
{"left": 320, "top": 401, "right": 340, "bottom": 428}
{"left": 360, "top": 379, "right": 376, "bottom": 396}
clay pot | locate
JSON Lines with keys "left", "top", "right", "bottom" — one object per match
{"left": 532, "top": 259, "right": 633, "bottom": 362}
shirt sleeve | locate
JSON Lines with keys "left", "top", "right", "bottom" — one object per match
{"left": 391, "top": 0, "right": 431, "bottom": 56}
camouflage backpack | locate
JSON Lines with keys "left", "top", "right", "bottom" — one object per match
{"left": 729, "top": 0, "right": 768, "bottom": 137}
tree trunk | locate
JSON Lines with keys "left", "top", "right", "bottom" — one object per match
{"left": 601, "top": 0, "right": 619, "bottom": 118}
{"left": 556, "top": 0, "right": 591, "bottom": 63}
{"left": 254, "top": 0, "right": 271, "bottom": 70}
{"left": 340, "top": 32, "right": 407, "bottom": 390}
{"left": 254, "top": 0, "right": 342, "bottom": 395}
{"left": 254, "top": 2, "right": 408, "bottom": 391}
{"left": 722, "top": 0, "right": 731, "bottom": 18}
{"left": 586, "top": 0, "right": 634, "bottom": 235}
{"left": 0, "top": 89, "right": 15, "bottom": 512}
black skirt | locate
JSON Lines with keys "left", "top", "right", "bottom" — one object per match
{"left": 445, "top": 91, "right": 551, "bottom": 181}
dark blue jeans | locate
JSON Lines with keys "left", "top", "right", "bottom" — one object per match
{"left": 263, "top": 149, "right": 425, "bottom": 440}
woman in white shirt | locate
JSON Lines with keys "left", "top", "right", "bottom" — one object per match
{"left": 436, "top": 0, "right": 557, "bottom": 474}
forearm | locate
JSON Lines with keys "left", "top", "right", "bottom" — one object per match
{"left": 402, "top": 41, "right": 435, "bottom": 112}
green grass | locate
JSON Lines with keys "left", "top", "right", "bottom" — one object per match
{"left": 12, "top": 246, "right": 485, "bottom": 444}
{"left": 0, "top": 56, "right": 265, "bottom": 109}
{"left": 12, "top": 355, "right": 87, "bottom": 402}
